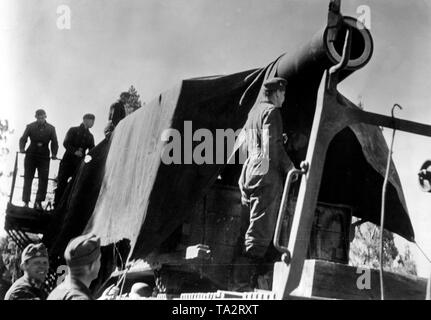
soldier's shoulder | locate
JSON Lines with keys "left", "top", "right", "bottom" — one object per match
{"left": 48, "top": 285, "right": 92, "bottom": 300}
{"left": 45, "top": 122, "right": 56, "bottom": 130}
{"left": 47, "top": 285, "right": 66, "bottom": 300}
{"left": 67, "top": 290, "right": 93, "bottom": 300}
{"left": 4, "top": 277, "right": 33, "bottom": 300}
{"left": 68, "top": 125, "right": 81, "bottom": 132}
{"left": 26, "top": 121, "right": 38, "bottom": 128}
{"left": 8, "top": 276, "right": 27, "bottom": 288}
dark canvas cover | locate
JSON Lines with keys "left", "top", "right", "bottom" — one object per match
{"left": 46, "top": 58, "right": 414, "bottom": 262}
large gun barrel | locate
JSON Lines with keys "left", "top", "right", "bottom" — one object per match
{"left": 277, "top": 15, "right": 373, "bottom": 163}
{"left": 277, "top": 13, "right": 373, "bottom": 83}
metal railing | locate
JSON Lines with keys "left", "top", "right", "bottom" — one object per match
{"left": 8, "top": 151, "right": 61, "bottom": 205}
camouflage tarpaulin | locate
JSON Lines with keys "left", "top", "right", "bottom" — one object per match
{"left": 46, "top": 58, "right": 414, "bottom": 262}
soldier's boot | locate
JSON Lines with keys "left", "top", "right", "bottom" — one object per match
{"left": 229, "top": 255, "right": 263, "bottom": 292}
{"left": 255, "top": 264, "right": 274, "bottom": 291}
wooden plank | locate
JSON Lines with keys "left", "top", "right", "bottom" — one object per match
{"left": 293, "top": 259, "right": 427, "bottom": 300}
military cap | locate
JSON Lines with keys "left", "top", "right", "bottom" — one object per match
{"left": 35, "top": 109, "right": 47, "bottom": 117}
{"left": 83, "top": 113, "right": 95, "bottom": 120}
{"left": 263, "top": 77, "right": 288, "bottom": 91}
{"left": 65, "top": 233, "right": 101, "bottom": 267}
{"left": 21, "top": 243, "right": 48, "bottom": 267}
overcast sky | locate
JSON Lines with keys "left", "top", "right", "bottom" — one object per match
{"left": 1, "top": 0, "right": 431, "bottom": 277}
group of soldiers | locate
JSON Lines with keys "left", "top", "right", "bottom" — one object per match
{"left": 18, "top": 92, "right": 131, "bottom": 209}
{"left": 4, "top": 234, "right": 114, "bottom": 300}
{"left": 7, "top": 77, "right": 297, "bottom": 297}
{"left": 3, "top": 234, "right": 152, "bottom": 300}
{"left": 3, "top": 91, "right": 141, "bottom": 300}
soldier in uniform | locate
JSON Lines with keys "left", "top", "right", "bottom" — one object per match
{"left": 104, "top": 92, "right": 130, "bottom": 137}
{"left": 48, "top": 233, "right": 118, "bottom": 300}
{"left": 19, "top": 109, "right": 58, "bottom": 210}
{"left": 4, "top": 243, "right": 50, "bottom": 300}
{"left": 54, "top": 114, "right": 95, "bottom": 207}
{"left": 236, "top": 77, "right": 293, "bottom": 288}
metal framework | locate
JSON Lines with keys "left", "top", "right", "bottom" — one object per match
{"left": 272, "top": 34, "right": 431, "bottom": 300}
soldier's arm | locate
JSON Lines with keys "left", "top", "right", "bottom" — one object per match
{"left": 50, "top": 126, "right": 59, "bottom": 158}
{"left": 262, "top": 108, "right": 293, "bottom": 175}
{"left": 63, "top": 128, "right": 77, "bottom": 154}
{"left": 89, "top": 134, "right": 95, "bottom": 151}
{"left": 104, "top": 121, "right": 114, "bottom": 138}
{"left": 19, "top": 125, "right": 30, "bottom": 153}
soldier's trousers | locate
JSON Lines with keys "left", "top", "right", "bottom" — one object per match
{"left": 22, "top": 155, "right": 50, "bottom": 203}
{"left": 54, "top": 160, "right": 79, "bottom": 207}
{"left": 241, "top": 185, "right": 283, "bottom": 258}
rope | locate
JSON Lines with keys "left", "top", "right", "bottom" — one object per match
{"left": 115, "top": 243, "right": 124, "bottom": 270}
{"left": 379, "top": 103, "right": 402, "bottom": 300}
{"left": 119, "top": 267, "right": 129, "bottom": 297}
{"left": 117, "top": 264, "right": 131, "bottom": 299}
{"left": 94, "top": 244, "right": 125, "bottom": 299}
{"left": 415, "top": 241, "right": 431, "bottom": 265}
{"left": 112, "top": 243, "right": 131, "bottom": 299}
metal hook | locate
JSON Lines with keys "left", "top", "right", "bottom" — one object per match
{"left": 329, "top": 27, "right": 352, "bottom": 76}
{"left": 328, "top": 26, "right": 352, "bottom": 90}
{"left": 379, "top": 102, "right": 403, "bottom": 300}
{"left": 392, "top": 103, "right": 403, "bottom": 118}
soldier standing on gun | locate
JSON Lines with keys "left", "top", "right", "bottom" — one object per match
{"left": 104, "top": 92, "right": 130, "bottom": 138}
{"left": 19, "top": 109, "right": 58, "bottom": 210}
{"left": 54, "top": 113, "right": 95, "bottom": 207}
{"left": 236, "top": 77, "right": 294, "bottom": 290}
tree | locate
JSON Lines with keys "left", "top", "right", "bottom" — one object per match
{"left": 0, "top": 236, "right": 22, "bottom": 283}
{"left": 0, "top": 119, "right": 21, "bottom": 283}
{"left": 1, "top": 119, "right": 14, "bottom": 208}
{"left": 0, "top": 119, "right": 14, "bottom": 181}
{"left": 0, "top": 120, "right": 15, "bottom": 203}
{"left": 125, "top": 85, "right": 144, "bottom": 114}
{"left": 393, "top": 244, "right": 418, "bottom": 276}
{"left": 0, "top": 119, "right": 14, "bottom": 142}
{"left": 349, "top": 218, "right": 417, "bottom": 276}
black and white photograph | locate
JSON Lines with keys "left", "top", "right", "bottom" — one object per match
{"left": 0, "top": 0, "right": 431, "bottom": 306}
